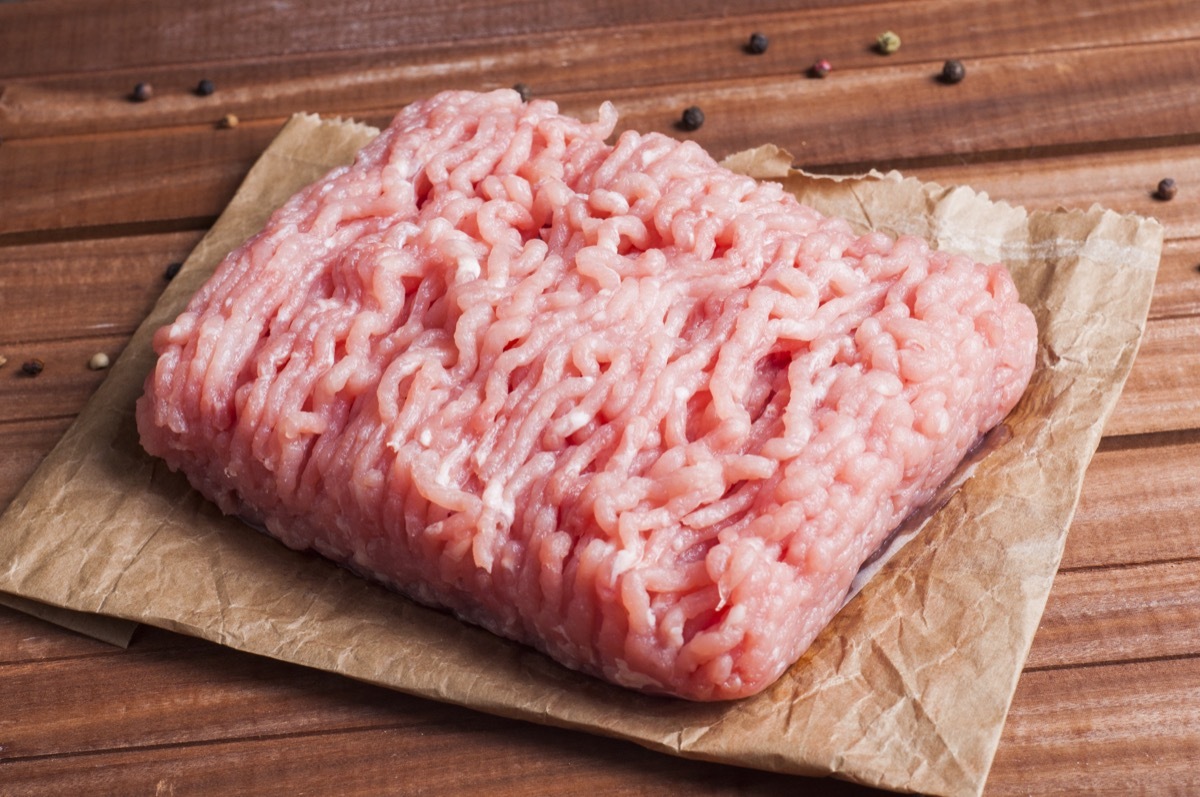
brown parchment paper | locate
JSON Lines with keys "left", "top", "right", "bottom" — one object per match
{"left": 0, "top": 115, "right": 1162, "bottom": 797}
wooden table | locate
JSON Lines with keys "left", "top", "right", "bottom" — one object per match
{"left": 2, "top": 1, "right": 1198, "bottom": 794}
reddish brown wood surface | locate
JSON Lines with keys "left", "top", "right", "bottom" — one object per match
{"left": 2, "top": 2, "right": 1199, "bottom": 795}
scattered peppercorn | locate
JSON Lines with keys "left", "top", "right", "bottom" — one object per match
{"left": 131, "top": 82, "right": 153, "bottom": 102}
{"left": 679, "top": 105, "right": 705, "bottom": 132}
{"left": 1155, "top": 178, "right": 1178, "bottom": 201}
{"left": 746, "top": 32, "right": 769, "bottom": 55}
{"left": 513, "top": 83, "right": 531, "bottom": 102}
{"left": 163, "top": 261, "right": 184, "bottom": 281}
{"left": 88, "top": 352, "right": 111, "bottom": 371}
{"left": 876, "top": 31, "right": 901, "bottom": 55}
{"left": 809, "top": 58, "right": 832, "bottom": 78}
{"left": 940, "top": 59, "right": 966, "bottom": 84}
{"left": 195, "top": 78, "right": 216, "bottom": 97}
{"left": 219, "top": 113, "right": 239, "bottom": 129}
{"left": 21, "top": 358, "right": 44, "bottom": 377}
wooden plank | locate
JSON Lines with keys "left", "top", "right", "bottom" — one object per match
{"left": 0, "top": 0, "right": 876, "bottom": 80}
{"left": 1025, "top": 559, "right": 1200, "bottom": 670}
{"left": 0, "top": 125, "right": 269, "bottom": 238}
{"left": 369, "top": 36, "right": 1200, "bottom": 168}
{"left": 5, "top": 651, "right": 1199, "bottom": 796}
{"left": 988, "top": 657, "right": 1200, "bottom": 795}
{"left": 2, "top": 550, "right": 1195, "bottom": 761}
{"left": 0, "top": 606, "right": 173, "bottom": 667}
{"left": 0, "top": 334, "right": 131, "bottom": 425}
{"left": 1104, "top": 315, "right": 1200, "bottom": 437}
{"left": 1064, "top": 432, "right": 1200, "bottom": 569}
{"left": 0, "top": 417, "right": 72, "bottom": 509}
{"left": 0, "top": 614, "right": 875, "bottom": 793}
{"left": 7, "top": 38, "right": 1200, "bottom": 237}
{"left": 1149, "top": 237, "right": 1200, "bottom": 321}
{"left": 0, "top": 231, "right": 203, "bottom": 345}
{"left": 0, "top": 604, "right": 119, "bottom": 665}
{"left": 0, "top": 640, "right": 424, "bottom": 760}
{"left": 0, "top": 709, "right": 871, "bottom": 797}
{"left": 4, "top": 0, "right": 1197, "bottom": 140}
{"left": 909, "top": 143, "right": 1200, "bottom": 240}
{"left": 2, "top": 0, "right": 1193, "bottom": 86}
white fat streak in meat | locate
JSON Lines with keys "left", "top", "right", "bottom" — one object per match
{"left": 481, "top": 479, "right": 515, "bottom": 525}
{"left": 613, "top": 658, "right": 667, "bottom": 691}
{"left": 455, "top": 255, "right": 481, "bottom": 283}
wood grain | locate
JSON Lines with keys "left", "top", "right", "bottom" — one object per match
{"left": 4, "top": 0, "right": 1196, "bottom": 140}
{"left": 7, "top": 42, "right": 1200, "bottom": 237}
{"left": 0, "top": 718, "right": 862, "bottom": 797}
{"left": 0, "top": 334, "right": 132, "bottom": 424}
{"left": 0, "top": 231, "right": 202, "bottom": 344}
{"left": 8, "top": 0, "right": 1192, "bottom": 84}
{"left": 1106, "top": 315, "right": 1200, "bottom": 437}
{"left": 1148, "top": 237, "right": 1200, "bottom": 321}
{"left": 1026, "top": 558, "right": 1200, "bottom": 670}
{"left": 990, "top": 657, "right": 1200, "bottom": 795}
{"left": 0, "top": 0, "right": 882, "bottom": 80}
{"left": 0, "top": 126, "right": 269, "bottom": 238}
{"left": 0, "top": 605, "right": 152, "bottom": 666}
{"left": 0, "top": 417, "right": 73, "bottom": 510}
{"left": 2, "top": 0, "right": 1199, "bottom": 794}
{"left": 1065, "top": 431, "right": 1200, "bottom": 569}
{"left": 910, "top": 144, "right": 1200, "bottom": 240}
{"left": 0, "top": 610, "right": 870, "bottom": 796}
{"left": 0, "top": 641, "right": 417, "bottom": 759}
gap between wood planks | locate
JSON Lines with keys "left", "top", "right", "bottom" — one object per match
{"left": 0, "top": 720, "right": 430, "bottom": 767}
{"left": 1023, "top": 650, "right": 1200, "bottom": 675}
{"left": 1097, "top": 426, "right": 1200, "bottom": 452}
{"left": 0, "top": 217, "right": 215, "bottom": 248}
{"left": 803, "top": 132, "right": 1200, "bottom": 178}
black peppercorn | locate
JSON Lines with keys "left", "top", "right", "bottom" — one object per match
{"left": 746, "top": 32, "right": 769, "bottom": 55}
{"left": 195, "top": 78, "right": 215, "bottom": 97}
{"left": 940, "top": 60, "right": 966, "bottom": 84}
{"left": 809, "top": 58, "right": 832, "bottom": 78}
{"left": 680, "top": 106, "right": 705, "bottom": 132}
{"left": 131, "top": 82, "right": 153, "bottom": 102}
{"left": 513, "top": 83, "right": 531, "bottom": 102}
{"left": 164, "top": 261, "right": 184, "bottom": 281}
{"left": 1155, "top": 178, "right": 1178, "bottom": 201}
{"left": 21, "top": 358, "right": 45, "bottom": 376}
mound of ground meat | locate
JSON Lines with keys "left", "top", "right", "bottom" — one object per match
{"left": 137, "top": 90, "right": 1037, "bottom": 701}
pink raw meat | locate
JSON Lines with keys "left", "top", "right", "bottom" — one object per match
{"left": 137, "top": 90, "right": 1037, "bottom": 700}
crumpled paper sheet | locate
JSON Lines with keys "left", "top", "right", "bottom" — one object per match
{"left": 0, "top": 115, "right": 1162, "bottom": 797}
